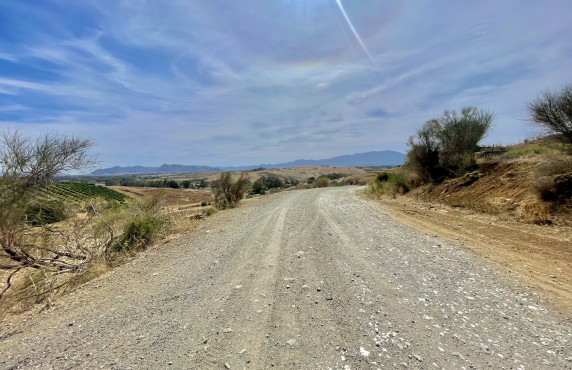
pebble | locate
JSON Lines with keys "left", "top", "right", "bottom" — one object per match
{"left": 287, "top": 339, "right": 297, "bottom": 346}
{"left": 224, "top": 363, "right": 231, "bottom": 369}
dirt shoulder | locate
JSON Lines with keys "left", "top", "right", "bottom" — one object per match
{"left": 378, "top": 194, "right": 572, "bottom": 318}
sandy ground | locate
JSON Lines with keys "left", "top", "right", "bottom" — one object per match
{"left": 1, "top": 187, "right": 570, "bottom": 368}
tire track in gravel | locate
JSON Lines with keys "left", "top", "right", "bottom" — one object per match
{"left": 188, "top": 191, "right": 300, "bottom": 369}
{"left": 1, "top": 187, "right": 571, "bottom": 369}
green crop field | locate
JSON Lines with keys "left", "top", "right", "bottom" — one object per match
{"left": 35, "top": 182, "right": 129, "bottom": 203}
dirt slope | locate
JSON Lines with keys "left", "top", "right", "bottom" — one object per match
{"left": 413, "top": 155, "right": 572, "bottom": 224}
{"left": 1, "top": 187, "right": 571, "bottom": 368}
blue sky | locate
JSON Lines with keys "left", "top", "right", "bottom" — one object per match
{"left": 0, "top": 0, "right": 571, "bottom": 167}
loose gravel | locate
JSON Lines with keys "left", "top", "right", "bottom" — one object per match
{"left": 1, "top": 187, "right": 570, "bottom": 369}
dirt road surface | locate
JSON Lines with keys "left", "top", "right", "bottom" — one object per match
{"left": 1, "top": 187, "right": 571, "bottom": 369}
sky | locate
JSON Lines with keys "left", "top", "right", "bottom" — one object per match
{"left": 0, "top": 0, "right": 571, "bottom": 168}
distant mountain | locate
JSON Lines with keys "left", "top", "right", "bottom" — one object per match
{"left": 90, "top": 164, "right": 220, "bottom": 176}
{"left": 220, "top": 151, "right": 406, "bottom": 171}
{"left": 90, "top": 151, "right": 406, "bottom": 176}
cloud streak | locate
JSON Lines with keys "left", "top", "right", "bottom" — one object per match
{"left": 0, "top": 0, "right": 571, "bottom": 166}
{"left": 334, "top": 0, "right": 377, "bottom": 67}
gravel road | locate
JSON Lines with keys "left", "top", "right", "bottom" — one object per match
{"left": 1, "top": 187, "right": 571, "bottom": 369}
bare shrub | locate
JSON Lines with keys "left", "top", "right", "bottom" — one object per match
{"left": 0, "top": 131, "right": 98, "bottom": 302}
{"left": 529, "top": 84, "right": 572, "bottom": 146}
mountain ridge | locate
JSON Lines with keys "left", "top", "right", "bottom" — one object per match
{"left": 90, "top": 150, "right": 405, "bottom": 176}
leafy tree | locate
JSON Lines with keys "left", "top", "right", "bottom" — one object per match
{"left": 181, "top": 180, "right": 191, "bottom": 189}
{"left": 252, "top": 178, "right": 266, "bottom": 194}
{"left": 197, "top": 178, "right": 208, "bottom": 188}
{"left": 407, "top": 107, "right": 493, "bottom": 181}
{"left": 406, "top": 119, "right": 442, "bottom": 181}
{"left": 529, "top": 84, "right": 572, "bottom": 146}
{"left": 166, "top": 180, "right": 179, "bottom": 189}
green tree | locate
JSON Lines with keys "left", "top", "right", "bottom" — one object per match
{"left": 406, "top": 107, "right": 493, "bottom": 181}
{"left": 166, "top": 180, "right": 179, "bottom": 189}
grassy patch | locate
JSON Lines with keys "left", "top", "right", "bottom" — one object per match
{"left": 203, "top": 206, "right": 218, "bottom": 217}
{"left": 365, "top": 169, "right": 420, "bottom": 198}
{"left": 503, "top": 145, "right": 545, "bottom": 158}
{"left": 111, "top": 214, "right": 164, "bottom": 254}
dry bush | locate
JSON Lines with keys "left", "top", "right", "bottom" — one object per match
{"left": 203, "top": 206, "right": 218, "bottom": 217}
{"left": 529, "top": 84, "right": 572, "bottom": 146}
{"left": 315, "top": 176, "right": 331, "bottom": 188}
{"left": 365, "top": 169, "right": 418, "bottom": 198}
{"left": 532, "top": 156, "right": 572, "bottom": 202}
{"left": 0, "top": 193, "right": 168, "bottom": 315}
{"left": 211, "top": 172, "right": 251, "bottom": 209}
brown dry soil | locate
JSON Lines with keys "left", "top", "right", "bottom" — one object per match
{"left": 417, "top": 156, "right": 572, "bottom": 225}
{"left": 161, "top": 166, "right": 366, "bottom": 183}
{"left": 108, "top": 186, "right": 214, "bottom": 212}
{"left": 377, "top": 155, "right": 572, "bottom": 318}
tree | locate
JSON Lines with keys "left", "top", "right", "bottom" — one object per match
{"left": 181, "top": 180, "right": 191, "bottom": 189}
{"left": 406, "top": 119, "right": 442, "bottom": 181}
{"left": 166, "top": 180, "right": 179, "bottom": 189}
{"left": 437, "top": 107, "right": 493, "bottom": 168}
{"left": 529, "top": 84, "right": 572, "bottom": 146}
{"left": 252, "top": 178, "right": 266, "bottom": 194}
{"left": 406, "top": 107, "right": 493, "bottom": 181}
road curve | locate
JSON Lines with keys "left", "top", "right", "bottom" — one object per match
{"left": 1, "top": 187, "right": 571, "bottom": 369}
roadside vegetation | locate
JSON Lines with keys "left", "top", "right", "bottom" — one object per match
{"left": 210, "top": 172, "right": 251, "bottom": 209}
{"left": 0, "top": 131, "right": 191, "bottom": 316}
{"left": 64, "top": 175, "right": 210, "bottom": 189}
{"left": 251, "top": 174, "right": 299, "bottom": 194}
{"left": 367, "top": 85, "right": 572, "bottom": 224}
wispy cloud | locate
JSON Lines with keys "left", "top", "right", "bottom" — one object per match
{"left": 0, "top": 0, "right": 571, "bottom": 166}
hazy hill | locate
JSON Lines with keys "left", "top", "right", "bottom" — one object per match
{"left": 90, "top": 151, "right": 406, "bottom": 175}
{"left": 220, "top": 151, "right": 406, "bottom": 171}
{"left": 90, "top": 164, "right": 219, "bottom": 176}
